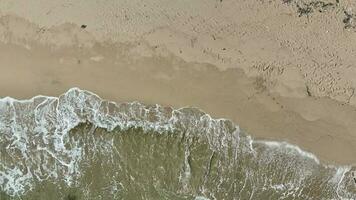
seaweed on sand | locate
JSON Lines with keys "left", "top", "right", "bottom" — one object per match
{"left": 343, "top": 11, "right": 356, "bottom": 29}
{"left": 297, "top": 4, "right": 314, "bottom": 16}
{"left": 296, "top": 1, "right": 335, "bottom": 17}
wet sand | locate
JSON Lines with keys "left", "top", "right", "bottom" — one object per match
{"left": 0, "top": 0, "right": 356, "bottom": 165}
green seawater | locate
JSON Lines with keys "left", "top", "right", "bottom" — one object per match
{"left": 2, "top": 123, "right": 355, "bottom": 200}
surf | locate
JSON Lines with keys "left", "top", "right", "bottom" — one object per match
{"left": 0, "top": 88, "right": 355, "bottom": 199}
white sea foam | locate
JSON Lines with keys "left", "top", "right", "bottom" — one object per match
{"left": 0, "top": 88, "right": 354, "bottom": 198}
{"left": 0, "top": 88, "right": 239, "bottom": 196}
{"left": 194, "top": 196, "right": 210, "bottom": 200}
{"left": 253, "top": 140, "right": 320, "bottom": 164}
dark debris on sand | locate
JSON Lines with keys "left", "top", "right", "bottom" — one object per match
{"left": 295, "top": 1, "right": 335, "bottom": 17}
{"left": 281, "top": 0, "right": 356, "bottom": 30}
{"left": 282, "top": 0, "right": 294, "bottom": 4}
{"left": 281, "top": 0, "right": 337, "bottom": 16}
{"left": 343, "top": 11, "right": 356, "bottom": 29}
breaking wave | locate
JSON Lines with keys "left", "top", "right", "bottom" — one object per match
{"left": 0, "top": 88, "right": 355, "bottom": 199}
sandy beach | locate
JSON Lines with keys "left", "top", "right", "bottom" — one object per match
{"left": 0, "top": 0, "right": 356, "bottom": 166}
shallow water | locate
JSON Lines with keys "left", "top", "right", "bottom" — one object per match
{"left": 0, "top": 88, "right": 355, "bottom": 199}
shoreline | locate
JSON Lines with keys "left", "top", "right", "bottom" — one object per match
{"left": 0, "top": 39, "right": 355, "bottom": 165}
{"left": 0, "top": 86, "right": 347, "bottom": 169}
{"left": 0, "top": 86, "right": 349, "bottom": 169}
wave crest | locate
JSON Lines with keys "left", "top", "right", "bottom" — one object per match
{"left": 0, "top": 88, "right": 355, "bottom": 199}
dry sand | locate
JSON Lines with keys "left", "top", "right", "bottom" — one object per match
{"left": 0, "top": 0, "right": 356, "bottom": 165}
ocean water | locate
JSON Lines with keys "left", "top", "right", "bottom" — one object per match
{"left": 0, "top": 88, "right": 355, "bottom": 200}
